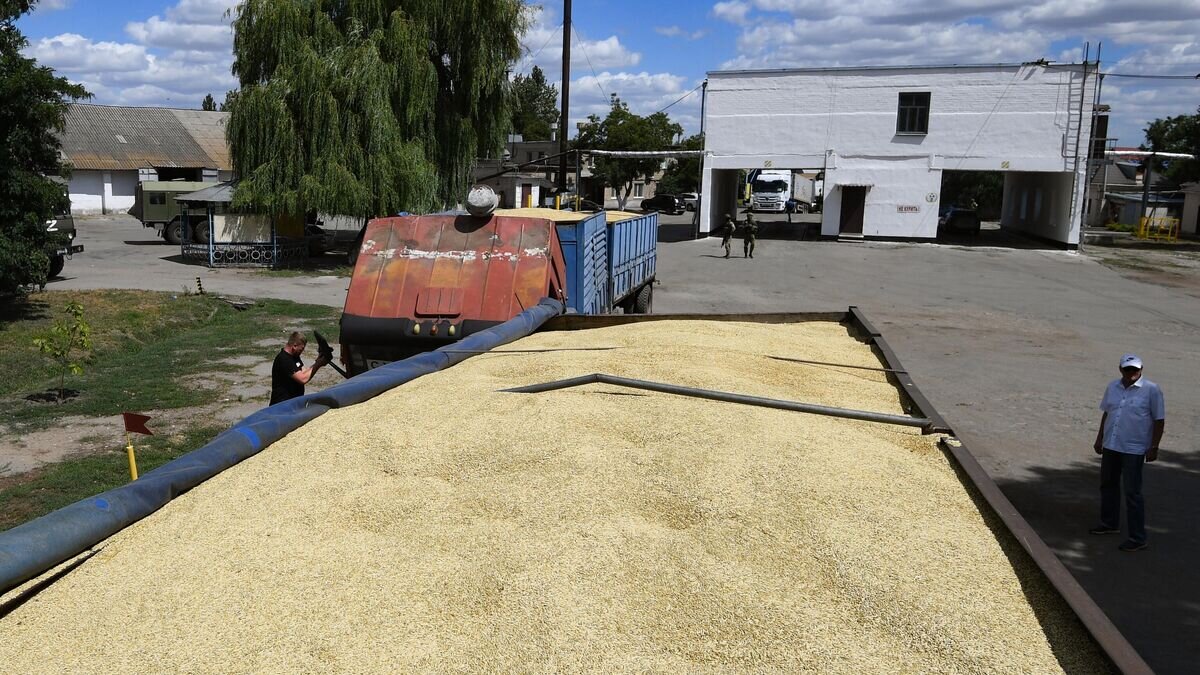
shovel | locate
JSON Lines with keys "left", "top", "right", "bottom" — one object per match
{"left": 313, "top": 330, "right": 350, "bottom": 379}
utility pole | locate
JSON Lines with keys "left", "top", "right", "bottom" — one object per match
{"left": 693, "top": 79, "right": 707, "bottom": 237}
{"left": 1140, "top": 154, "right": 1154, "bottom": 225}
{"left": 558, "top": 0, "right": 572, "bottom": 194}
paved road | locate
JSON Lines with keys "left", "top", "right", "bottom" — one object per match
{"left": 53, "top": 212, "right": 1200, "bottom": 672}
{"left": 48, "top": 215, "right": 350, "bottom": 307}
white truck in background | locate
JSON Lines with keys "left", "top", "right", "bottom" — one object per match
{"left": 750, "top": 170, "right": 791, "bottom": 213}
{"left": 750, "top": 170, "right": 821, "bottom": 213}
{"left": 790, "top": 174, "right": 815, "bottom": 213}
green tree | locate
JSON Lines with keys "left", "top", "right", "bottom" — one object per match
{"left": 33, "top": 300, "right": 93, "bottom": 401}
{"left": 0, "top": 0, "right": 89, "bottom": 294}
{"left": 1142, "top": 108, "right": 1200, "bottom": 185}
{"left": 227, "top": 0, "right": 526, "bottom": 218}
{"left": 201, "top": 93, "right": 217, "bottom": 111}
{"left": 218, "top": 89, "right": 238, "bottom": 112}
{"left": 510, "top": 65, "right": 558, "bottom": 141}
{"left": 576, "top": 95, "right": 683, "bottom": 209}
{"left": 656, "top": 133, "right": 702, "bottom": 195}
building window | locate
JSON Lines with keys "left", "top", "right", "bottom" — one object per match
{"left": 896, "top": 92, "right": 930, "bottom": 135}
{"left": 149, "top": 193, "right": 167, "bottom": 205}
{"left": 634, "top": 183, "right": 644, "bottom": 198}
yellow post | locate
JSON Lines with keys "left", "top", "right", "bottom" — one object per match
{"left": 125, "top": 432, "right": 139, "bottom": 481}
{"left": 554, "top": 195, "right": 561, "bottom": 210}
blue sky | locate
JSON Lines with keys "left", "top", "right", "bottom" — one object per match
{"left": 18, "top": 0, "right": 1200, "bottom": 147}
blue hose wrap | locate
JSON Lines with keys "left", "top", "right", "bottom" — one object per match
{"left": 0, "top": 298, "right": 564, "bottom": 596}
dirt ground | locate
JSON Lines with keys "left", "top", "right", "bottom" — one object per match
{"left": 0, "top": 337, "right": 344, "bottom": 480}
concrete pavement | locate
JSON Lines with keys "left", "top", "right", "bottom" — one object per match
{"left": 48, "top": 215, "right": 349, "bottom": 307}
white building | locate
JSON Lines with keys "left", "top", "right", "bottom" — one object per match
{"left": 58, "top": 104, "right": 235, "bottom": 215}
{"left": 699, "top": 63, "right": 1097, "bottom": 247}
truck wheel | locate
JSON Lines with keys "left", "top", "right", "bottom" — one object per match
{"left": 193, "top": 218, "right": 211, "bottom": 244}
{"left": 48, "top": 255, "right": 65, "bottom": 278}
{"left": 165, "top": 218, "right": 183, "bottom": 245}
{"left": 632, "top": 284, "right": 653, "bottom": 314}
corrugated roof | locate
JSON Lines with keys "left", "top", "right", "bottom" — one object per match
{"left": 175, "top": 181, "right": 236, "bottom": 204}
{"left": 59, "top": 104, "right": 232, "bottom": 171}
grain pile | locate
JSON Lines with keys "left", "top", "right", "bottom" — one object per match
{"left": 0, "top": 320, "right": 1104, "bottom": 673}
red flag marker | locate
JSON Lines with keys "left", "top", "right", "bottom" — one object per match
{"left": 122, "top": 412, "right": 153, "bottom": 436}
{"left": 121, "top": 413, "right": 152, "bottom": 481}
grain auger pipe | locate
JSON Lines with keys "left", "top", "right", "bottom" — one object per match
{"left": 501, "top": 373, "right": 934, "bottom": 432}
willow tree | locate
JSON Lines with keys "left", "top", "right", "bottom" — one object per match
{"left": 228, "top": 0, "right": 526, "bottom": 217}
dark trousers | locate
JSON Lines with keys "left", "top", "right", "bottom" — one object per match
{"left": 1100, "top": 449, "right": 1146, "bottom": 544}
{"left": 744, "top": 238, "right": 755, "bottom": 257}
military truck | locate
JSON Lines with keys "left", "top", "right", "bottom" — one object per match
{"left": 45, "top": 210, "right": 83, "bottom": 279}
{"left": 129, "top": 180, "right": 218, "bottom": 244}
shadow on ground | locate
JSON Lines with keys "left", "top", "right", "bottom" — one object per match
{"left": 0, "top": 297, "right": 50, "bottom": 329}
{"left": 935, "top": 227, "right": 1061, "bottom": 250}
{"left": 996, "top": 447, "right": 1200, "bottom": 674}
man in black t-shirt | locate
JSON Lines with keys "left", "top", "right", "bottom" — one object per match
{"left": 269, "top": 331, "right": 330, "bottom": 405}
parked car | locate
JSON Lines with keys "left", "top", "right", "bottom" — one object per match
{"left": 679, "top": 192, "right": 700, "bottom": 211}
{"left": 938, "top": 205, "right": 981, "bottom": 236}
{"left": 640, "top": 193, "right": 685, "bottom": 215}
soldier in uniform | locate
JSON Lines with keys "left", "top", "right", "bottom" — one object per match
{"left": 743, "top": 211, "right": 758, "bottom": 258}
{"left": 719, "top": 214, "right": 735, "bottom": 258}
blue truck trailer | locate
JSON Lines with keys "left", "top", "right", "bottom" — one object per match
{"left": 555, "top": 210, "right": 657, "bottom": 315}
{"left": 338, "top": 208, "right": 657, "bottom": 374}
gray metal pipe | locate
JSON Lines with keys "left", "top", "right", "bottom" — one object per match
{"left": 439, "top": 347, "right": 618, "bottom": 355}
{"left": 768, "top": 355, "right": 907, "bottom": 374}
{"left": 502, "top": 373, "right": 933, "bottom": 431}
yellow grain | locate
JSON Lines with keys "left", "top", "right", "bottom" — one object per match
{"left": 0, "top": 321, "right": 1104, "bottom": 673}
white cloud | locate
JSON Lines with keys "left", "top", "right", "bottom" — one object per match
{"left": 655, "top": 26, "right": 708, "bottom": 40}
{"left": 564, "top": 71, "right": 701, "bottom": 137}
{"left": 21, "top": 0, "right": 237, "bottom": 109}
{"left": 713, "top": 1, "right": 752, "bottom": 25}
{"left": 517, "top": 7, "right": 642, "bottom": 75}
{"left": 514, "top": 7, "right": 705, "bottom": 136}
{"left": 165, "top": 0, "right": 237, "bottom": 25}
{"left": 126, "top": 15, "right": 233, "bottom": 51}
{"left": 39, "top": 0, "right": 71, "bottom": 10}
{"left": 25, "top": 34, "right": 149, "bottom": 73}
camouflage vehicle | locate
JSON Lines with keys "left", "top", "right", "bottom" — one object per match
{"left": 45, "top": 210, "right": 83, "bottom": 279}
{"left": 129, "top": 180, "right": 218, "bottom": 244}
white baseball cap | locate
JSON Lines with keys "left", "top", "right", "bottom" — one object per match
{"left": 1120, "top": 354, "right": 1143, "bottom": 370}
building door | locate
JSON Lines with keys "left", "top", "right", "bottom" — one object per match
{"left": 839, "top": 186, "right": 867, "bottom": 235}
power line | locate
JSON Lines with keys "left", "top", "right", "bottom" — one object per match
{"left": 520, "top": 22, "right": 562, "bottom": 66}
{"left": 571, "top": 26, "right": 609, "bottom": 100}
{"left": 654, "top": 84, "right": 703, "bottom": 115}
{"left": 1044, "top": 63, "right": 1199, "bottom": 80}
{"left": 1101, "top": 72, "right": 1199, "bottom": 80}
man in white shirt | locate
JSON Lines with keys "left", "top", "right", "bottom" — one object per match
{"left": 1091, "top": 353, "right": 1166, "bottom": 552}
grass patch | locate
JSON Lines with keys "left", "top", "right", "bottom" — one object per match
{"left": 1105, "top": 222, "right": 1136, "bottom": 233}
{"left": 1, "top": 290, "right": 339, "bottom": 433}
{"left": 0, "top": 424, "right": 225, "bottom": 532}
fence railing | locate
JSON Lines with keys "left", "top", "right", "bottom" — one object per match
{"left": 1136, "top": 217, "right": 1180, "bottom": 242}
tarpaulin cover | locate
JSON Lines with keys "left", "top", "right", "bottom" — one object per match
{"left": 0, "top": 298, "right": 564, "bottom": 596}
